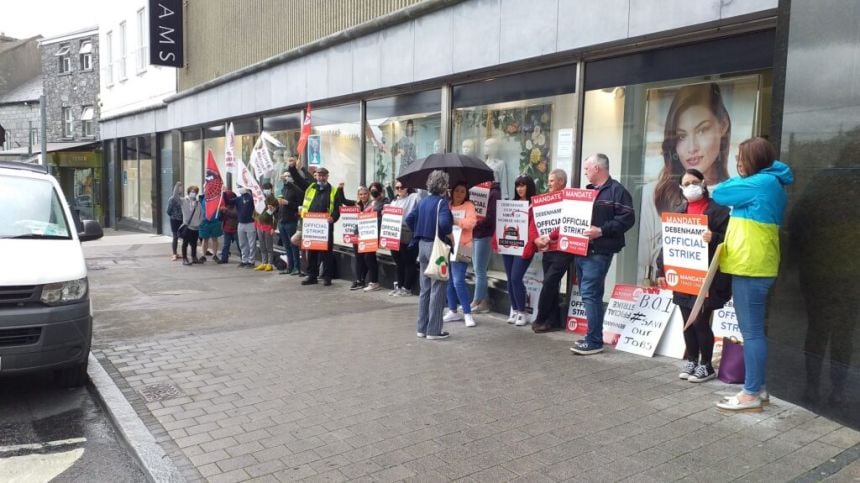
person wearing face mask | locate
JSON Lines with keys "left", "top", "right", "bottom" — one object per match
{"left": 289, "top": 163, "right": 342, "bottom": 286}
{"left": 361, "top": 182, "right": 389, "bottom": 292}
{"left": 219, "top": 189, "right": 240, "bottom": 264}
{"left": 657, "top": 168, "right": 731, "bottom": 383}
{"left": 180, "top": 185, "right": 204, "bottom": 266}
{"left": 277, "top": 164, "right": 305, "bottom": 275}
{"left": 166, "top": 181, "right": 184, "bottom": 261}
{"left": 339, "top": 185, "right": 370, "bottom": 290}
{"left": 232, "top": 186, "right": 257, "bottom": 268}
{"left": 254, "top": 182, "right": 279, "bottom": 271}
{"left": 198, "top": 191, "right": 223, "bottom": 263}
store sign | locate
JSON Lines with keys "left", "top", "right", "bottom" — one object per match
{"left": 148, "top": 0, "right": 184, "bottom": 67}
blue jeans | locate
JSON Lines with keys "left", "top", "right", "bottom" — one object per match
{"left": 576, "top": 253, "right": 613, "bottom": 347}
{"left": 447, "top": 261, "right": 471, "bottom": 314}
{"left": 503, "top": 255, "right": 532, "bottom": 312}
{"left": 733, "top": 275, "right": 775, "bottom": 395}
{"left": 471, "top": 236, "right": 492, "bottom": 303}
{"left": 221, "top": 232, "right": 238, "bottom": 262}
{"left": 417, "top": 240, "right": 446, "bottom": 336}
{"left": 278, "top": 221, "right": 300, "bottom": 271}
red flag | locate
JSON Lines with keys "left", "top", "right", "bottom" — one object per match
{"left": 296, "top": 103, "right": 312, "bottom": 160}
{"left": 203, "top": 149, "right": 223, "bottom": 221}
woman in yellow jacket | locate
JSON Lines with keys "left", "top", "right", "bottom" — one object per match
{"left": 713, "top": 137, "right": 793, "bottom": 412}
{"left": 443, "top": 182, "right": 478, "bottom": 327}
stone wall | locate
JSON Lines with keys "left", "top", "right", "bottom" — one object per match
{"left": 41, "top": 34, "right": 101, "bottom": 142}
{"left": 0, "top": 102, "right": 41, "bottom": 150}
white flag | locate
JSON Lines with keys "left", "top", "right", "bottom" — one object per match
{"left": 237, "top": 160, "right": 266, "bottom": 214}
{"left": 225, "top": 123, "right": 237, "bottom": 182}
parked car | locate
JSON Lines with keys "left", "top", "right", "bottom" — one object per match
{"left": 0, "top": 161, "right": 103, "bottom": 386}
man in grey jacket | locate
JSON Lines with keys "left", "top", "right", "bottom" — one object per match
{"left": 180, "top": 185, "right": 204, "bottom": 265}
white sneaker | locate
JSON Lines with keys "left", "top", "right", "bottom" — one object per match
{"left": 398, "top": 287, "right": 412, "bottom": 296}
{"left": 514, "top": 313, "right": 527, "bottom": 326}
{"left": 363, "top": 282, "right": 381, "bottom": 292}
{"left": 388, "top": 283, "right": 400, "bottom": 296}
{"left": 443, "top": 310, "right": 463, "bottom": 322}
{"left": 464, "top": 314, "right": 476, "bottom": 327}
{"left": 506, "top": 308, "right": 517, "bottom": 324}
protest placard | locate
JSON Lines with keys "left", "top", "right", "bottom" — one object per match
{"left": 713, "top": 298, "right": 742, "bottom": 341}
{"left": 301, "top": 212, "right": 330, "bottom": 251}
{"left": 339, "top": 206, "right": 359, "bottom": 244}
{"left": 531, "top": 190, "right": 565, "bottom": 252}
{"left": 469, "top": 182, "right": 492, "bottom": 218}
{"left": 615, "top": 288, "right": 676, "bottom": 357}
{"left": 660, "top": 213, "right": 709, "bottom": 295}
{"left": 379, "top": 206, "right": 403, "bottom": 251}
{"left": 496, "top": 200, "right": 529, "bottom": 256}
{"left": 522, "top": 256, "right": 544, "bottom": 323}
{"left": 558, "top": 188, "right": 596, "bottom": 256}
{"left": 602, "top": 284, "right": 639, "bottom": 345}
{"left": 566, "top": 285, "right": 587, "bottom": 334}
{"left": 357, "top": 212, "right": 379, "bottom": 253}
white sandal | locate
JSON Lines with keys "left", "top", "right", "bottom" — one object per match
{"left": 717, "top": 395, "right": 763, "bottom": 412}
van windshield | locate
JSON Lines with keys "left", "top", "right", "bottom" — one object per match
{"left": 0, "top": 175, "right": 72, "bottom": 239}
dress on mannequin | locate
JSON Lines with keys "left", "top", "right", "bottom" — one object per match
{"left": 483, "top": 138, "right": 508, "bottom": 199}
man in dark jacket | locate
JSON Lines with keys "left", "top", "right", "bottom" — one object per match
{"left": 570, "top": 153, "right": 635, "bottom": 355}
{"left": 289, "top": 161, "right": 341, "bottom": 286}
{"left": 277, "top": 160, "right": 305, "bottom": 275}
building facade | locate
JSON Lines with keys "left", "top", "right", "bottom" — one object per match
{"left": 99, "top": 0, "right": 860, "bottom": 428}
{"left": 0, "top": 35, "right": 42, "bottom": 153}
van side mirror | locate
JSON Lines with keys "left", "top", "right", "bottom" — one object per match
{"left": 79, "top": 220, "right": 104, "bottom": 242}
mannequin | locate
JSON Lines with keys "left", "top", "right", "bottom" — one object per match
{"left": 396, "top": 120, "right": 417, "bottom": 176}
{"left": 432, "top": 139, "right": 443, "bottom": 154}
{"left": 483, "top": 138, "right": 509, "bottom": 199}
{"left": 461, "top": 139, "right": 475, "bottom": 156}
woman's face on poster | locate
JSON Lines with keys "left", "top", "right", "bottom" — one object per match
{"left": 674, "top": 105, "right": 727, "bottom": 176}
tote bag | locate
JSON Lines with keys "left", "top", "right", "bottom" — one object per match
{"left": 423, "top": 200, "right": 450, "bottom": 282}
{"left": 718, "top": 337, "right": 745, "bottom": 384}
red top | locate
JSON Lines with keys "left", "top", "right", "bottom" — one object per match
{"left": 687, "top": 197, "right": 709, "bottom": 215}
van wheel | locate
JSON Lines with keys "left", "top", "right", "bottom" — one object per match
{"left": 55, "top": 360, "right": 89, "bottom": 388}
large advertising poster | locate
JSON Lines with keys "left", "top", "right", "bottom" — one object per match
{"left": 637, "top": 76, "right": 760, "bottom": 284}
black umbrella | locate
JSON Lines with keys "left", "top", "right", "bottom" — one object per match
{"left": 396, "top": 153, "right": 494, "bottom": 189}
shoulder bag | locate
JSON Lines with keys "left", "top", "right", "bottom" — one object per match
{"left": 423, "top": 200, "right": 450, "bottom": 282}
{"left": 178, "top": 202, "right": 198, "bottom": 239}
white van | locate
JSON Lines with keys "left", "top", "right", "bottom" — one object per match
{"left": 0, "top": 161, "right": 103, "bottom": 386}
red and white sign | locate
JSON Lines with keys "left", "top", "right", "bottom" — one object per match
{"left": 558, "top": 188, "right": 596, "bottom": 256}
{"left": 531, "top": 190, "right": 565, "bottom": 252}
{"left": 379, "top": 206, "right": 403, "bottom": 251}
{"left": 301, "top": 212, "right": 330, "bottom": 251}
{"left": 469, "top": 182, "right": 492, "bottom": 218}
{"left": 602, "top": 284, "right": 641, "bottom": 345}
{"left": 495, "top": 200, "right": 529, "bottom": 257}
{"left": 340, "top": 206, "right": 360, "bottom": 244}
{"left": 661, "top": 213, "right": 709, "bottom": 295}
{"left": 225, "top": 122, "right": 237, "bottom": 182}
{"left": 566, "top": 285, "right": 587, "bottom": 334}
{"left": 357, "top": 212, "right": 379, "bottom": 253}
{"left": 614, "top": 288, "right": 676, "bottom": 357}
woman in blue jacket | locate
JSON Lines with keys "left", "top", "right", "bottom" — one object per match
{"left": 713, "top": 137, "right": 793, "bottom": 412}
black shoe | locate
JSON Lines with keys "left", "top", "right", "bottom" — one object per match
{"left": 570, "top": 340, "right": 604, "bottom": 355}
{"left": 323, "top": 279, "right": 332, "bottom": 286}
{"left": 237, "top": 262, "right": 246, "bottom": 268}
{"left": 243, "top": 263, "right": 254, "bottom": 269}
{"left": 349, "top": 280, "right": 365, "bottom": 290}
{"left": 198, "top": 256, "right": 207, "bottom": 263}
{"left": 182, "top": 259, "right": 192, "bottom": 266}
{"left": 206, "top": 250, "right": 215, "bottom": 257}
{"left": 301, "top": 278, "right": 318, "bottom": 286}
{"left": 216, "top": 258, "right": 227, "bottom": 264}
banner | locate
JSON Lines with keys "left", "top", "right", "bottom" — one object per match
{"left": 357, "top": 212, "right": 379, "bottom": 253}
{"left": 148, "top": 0, "right": 183, "bottom": 67}
{"left": 522, "top": 257, "right": 544, "bottom": 323}
{"left": 250, "top": 139, "right": 274, "bottom": 181}
{"left": 225, "top": 123, "right": 236, "bottom": 183}
{"left": 495, "top": 200, "right": 529, "bottom": 256}
{"left": 340, "top": 206, "right": 360, "bottom": 244}
{"left": 468, "top": 182, "right": 492, "bottom": 218}
{"left": 301, "top": 212, "right": 330, "bottom": 251}
{"left": 236, "top": 159, "right": 266, "bottom": 213}
{"left": 614, "top": 288, "right": 676, "bottom": 357}
{"left": 531, "top": 190, "right": 565, "bottom": 251}
{"left": 660, "top": 213, "right": 709, "bottom": 295}
{"left": 566, "top": 285, "right": 587, "bottom": 334}
{"left": 602, "top": 284, "right": 639, "bottom": 345}
{"left": 296, "top": 103, "right": 312, "bottom": 160}
{"left": 203, "top": 149, "right": 223, "bottom": 221}
{"left": 379, "top": 206, "right": 403, "bottom": 251}
{"left": 559, "top": 188, "right": 597, "bottom": 256}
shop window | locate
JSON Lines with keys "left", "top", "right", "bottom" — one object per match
{"left": 121, "top": 138, "right": 139, "bottom": 220}
{"left": 56, "top": 44, "right": 71, "bottom": 73}
{"left": 79, "top": 40, "right": 93, "bottom": 71}
{"left": 81, "top": 106, "right": 95, "bottom": 137}
{"left": 119, "top": 21, "right": 127, "bottom": 80}
{"left": 62, "top": 107, "right": 74, "bottom": 137}
{"left": 138, "top": 136, "right": 153, "bottom": 223}
{"left": 581, "top": 31, "right": 774, "bottom": 289}
{"left": 365, "top": 90, "right": 441, "bottom": 194}
{"left": 182, "top": 129, "right": 203, "bottom": 190}
{"left": 263, "top": 112, "right": 301, "bottom": 183}
{"left": 230, "top": 118, "right": 261, "bottom": 185}
{"left": 136, "top": 8, "right": 147, "bottom": 73}
{"left": 105, "top": 31, "right": 114, "bottom": 86}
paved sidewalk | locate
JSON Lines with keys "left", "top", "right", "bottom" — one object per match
{"left": 86, "top": 235, "right": 860, "bottom": 482}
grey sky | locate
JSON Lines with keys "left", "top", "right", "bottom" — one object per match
{"left": 0, "top": 0, "right": 99, "bottom": 39}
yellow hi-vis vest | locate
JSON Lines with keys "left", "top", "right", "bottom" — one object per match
{"left": 300, "top": 183, "right": 337, "bottom": 218}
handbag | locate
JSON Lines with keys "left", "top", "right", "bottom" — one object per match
{"left": 178, "top": 202, "right": 198, "bottom": 239}
{"left": 454, "top": 242, "right": 472, "bottom": 264}
{"left": 718, "top": 336, "right": 745, "bottom": 384}
{"left": 423, "top": 200, "right": 450, "bottom": 282}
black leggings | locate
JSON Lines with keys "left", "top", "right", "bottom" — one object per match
{"left": 679, "top": 305, "right": 715, "bottom": 368}
{"left": 393, "top": 242, "right": 418, "bottom": 290}
{"left": 170, "top": 218, "right": 183, "bottom": 255}
{"left": 181, "top": 229, "right": 199, "bottom": 260}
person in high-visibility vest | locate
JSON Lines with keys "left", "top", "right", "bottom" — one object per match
{"left": 288, "top": 161, "right": 341, "bottom": 286}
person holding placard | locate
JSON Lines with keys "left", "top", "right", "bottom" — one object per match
{"left": 570, "top": 154, "right": 635, "bottom": 355}
{"left": 291, "top": 166, "right": 342, "bottom": 286}
{"left": 504, "top": 176, "right": 537, "bottom": 327}
{"left": 713, "top": 138, "right": 793, "bottom": 412}
{"left": 361, "top": 182, "right": 388, "bottom": 292}
{"left": 340, "top": 185, "right": 371, "bottom": 290}
{"left": 444, "top": 182, "right": 478, "bottom": 327}
{"left": 657, "top": 168, "right": 731, "bottom": 382}
{"left": 389, "top": 183, "right": 423, "bottom": 296}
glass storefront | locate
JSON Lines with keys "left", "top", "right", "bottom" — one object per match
{"left": 365, "top": 90, "right": 442, "bottom": 193}
{"left": 263, "top": 112, "right": 301, "bottom": 184}
{"left": 119, "top": 136, "right": 156, "bottom": 225}
{"left": 202, "top": 124, "right": 226, "bottom": 190}
{"left": 47, "top": 149, "right": 104, "bottom": 225}
{"left": 182, "top": 128, "right": 203, "bottom": 190}
{"left": 139, "top": 136, "right": 154, "bottom": 223}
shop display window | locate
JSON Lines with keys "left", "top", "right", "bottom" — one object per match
{"left": 138, "top": 136, "right": 153, "bottom": 223}
{"left": 263, "top": 112, "right": 302, "bottom": 185}
{"left": 182, "top": 129, "right": 203, "bottom": 190}
{"left": 121, "top": 138, "right": 139, "bottom": 219}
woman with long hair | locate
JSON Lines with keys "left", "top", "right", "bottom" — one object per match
{"left": 504, "top": 176, "right": 537, "bottom": 327}
{"left": 639, "top": 83, "right": 732, "bottom": 283}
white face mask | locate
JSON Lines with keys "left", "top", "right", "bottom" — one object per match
{"left": 263, "top": 189, "right": 272, "bottom": 196}
{"left": 188, "top": 192, "right": 198, "bottom": 199}
{"left": 266, "top": 208, "right": 274, "bottom": 215}
{"left": 681, "top": 184, "right": 704, "bottom": 202}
